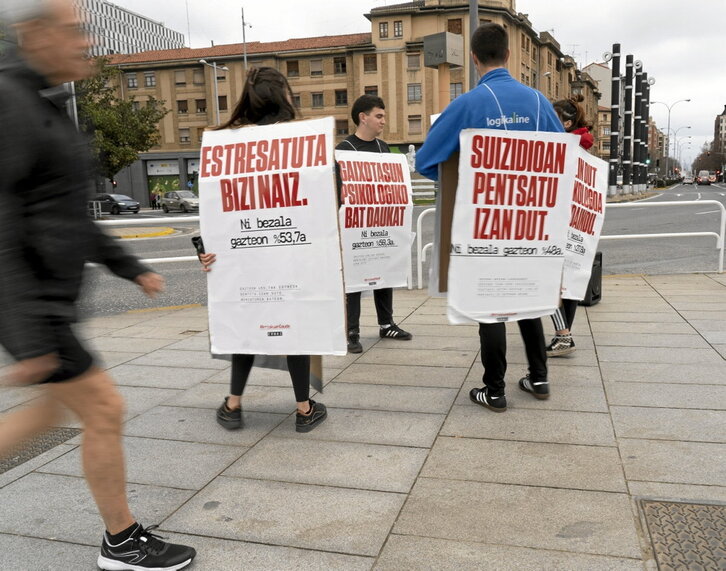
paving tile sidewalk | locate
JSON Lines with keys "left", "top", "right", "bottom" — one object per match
{"left": 1, "top": 274, "right": 725, "bottom": 570}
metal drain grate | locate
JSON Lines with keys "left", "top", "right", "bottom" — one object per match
{"left": 0, "top": 427, "right": 81, "bottom": 475}
{"left": 640, "top": 499, "right": 726, "bottom": 570}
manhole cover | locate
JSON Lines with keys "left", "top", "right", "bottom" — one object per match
{"left": 0, "top": 427, "right": 82, "bottom": 474}
{"left": 640, "top": 499, "right": 726, "bottom": 570}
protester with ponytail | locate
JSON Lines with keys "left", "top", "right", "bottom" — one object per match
{"left": 546, "top": 94, "right": 594, "bottom": 357}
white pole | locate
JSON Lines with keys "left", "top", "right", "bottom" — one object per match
{"left": 212, "top": 63, "right": 220, "bottom": 126}
{"left": 242, "top": 7, "right": 248, "bottom": 72}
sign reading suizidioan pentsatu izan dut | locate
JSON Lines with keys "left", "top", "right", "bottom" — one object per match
{"left": 199, "top": 117, "right": 346, "bottom": 355}
{"left": 561, "top": 150, "right": 607, "bottom": 300}
{"left": 447, "top": 129, "right": 577, "bottom": 324}
{"left": 336, "top": 151, "right": 414, "bottom": 292}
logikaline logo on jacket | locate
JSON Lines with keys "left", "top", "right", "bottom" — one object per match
{"left": 486, "top": 112, "right": 531, "bottom": 128}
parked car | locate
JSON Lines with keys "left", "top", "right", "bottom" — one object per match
{"left": 88, "top": 193, "right": 140, "bottom": 215}
{"left": 697, "top": 170, "right": 711, "bottom": 185}
{"left": 160, "top": 190, "right": 199, "bottom": 213}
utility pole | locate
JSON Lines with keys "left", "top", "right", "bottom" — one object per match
{"left": 606, "top": 44, "right": 621, "bottom": 197}
{"left": 241, "top": 8, "right": 251, "bottom": 73}
{"left": 469, "top": 0, "right": 478, "bottom": 90}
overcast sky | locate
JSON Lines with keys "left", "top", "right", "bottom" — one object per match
{"left": 112, "top": 0, "right": 724, "bottom": 169}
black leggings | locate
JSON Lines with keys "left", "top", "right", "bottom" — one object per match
{"left": 230, "top": 354, "right": 310, "bottom": 403}
{"left": 478, "top": 318, "right": 547, "bottom": 396}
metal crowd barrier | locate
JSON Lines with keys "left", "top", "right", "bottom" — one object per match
{"left": 413, "top": 199, "right": 726, "bottom": 289}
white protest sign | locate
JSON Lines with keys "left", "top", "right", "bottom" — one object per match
{"left": 199, "top": 117, "right": 346, "bottom": 355}
{"left": 561, "top": 149, "right": 607, "bottom": 300}
{"left": 335, "top": 150, "right": 413, "bottom": 292}
{"left": 448, "top": 129, "right": 578, "bottom": 324}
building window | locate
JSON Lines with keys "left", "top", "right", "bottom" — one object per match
{"left": 287, "top": 60, "right": 299, "bottom": 77}
{"left": 292, "top": 94, "right": 301, "bottom": 108}
{"left": 364, "top": 85, "right": 378, "bottom": 97}
{"left": 364, "top": 54, "right": 377, "bottom": 72}
{"left": 408, "top": 115, "right": 422, "bottom": 134}
{"left": 407, "top": 53, "right": 420, "bottom": 69}
{"left": 333, "top": 56, "right": 347, "bottom": 74}
{"left": 379, "top": 22, "right": 388, "bottom": 38}
{"left": 393, "top": 20, "right": 403, "bottom": 37}
{"left": 310, "top": 59, "right": 323, "bottom": 76}
{"left": 603, "top": 127, "right": 611, "bottom": 136}
{"left": 144, "top": 72, "right": 156, "bottom": 87}
{"left": 336, "top": 119, "right": 349, "bottom": 135}
{"left": 177, "top": 100, "right": 188, "bottom": 114}
{"left": 407, "top": 83, "right": 422, "bottom": 103}
{"left": 126, "top": 73, "right": 137, "bottom": 88}
{"left": 312, "top": 92, "right": 324, "bottom": 108}
{"left": 175, "top": 70, "right": 186, "bottom": 86}
{"left": 218, "top": 96, "right": 228, "bottom": 111}
{"left": 216, "top": 70, "right": 226, "bottom": 82}
{"left": 335, "top": 90, "right": 348, "bottom": 106}
{"left": 193, "top": 69, "right": 205, "bottom": 85}
{"left": 450, "top": 82, "right": 463, "bottom": 101}
{"left": 447, "top": 18, "right": 462, "bottom": 35}
{"left": 179, "top": 128, "right": 190, "bottom": 143}
{"left": 195, "top": 99, "right": 206, "bottom": 113}
{"left": 132, "top": 100, "right": 141, "bottom": 111}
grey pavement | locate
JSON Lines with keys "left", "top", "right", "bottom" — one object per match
{"left": 1, "top": 273, "right": 725, "bottom": 570}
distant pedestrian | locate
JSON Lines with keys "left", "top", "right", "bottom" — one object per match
{"left": 546, "top": 94, "right": 594, "bottom": 357}
{"left": 150, "top": 191, "right": 158, "bottom": 210}
{"left": 0, "top": 1, "right": 196, "bottom": 569}
{"left": 336, "top": 94, "right": 413, "bottom": 353}
{"left": 195, "top": 66, "right": 327, "bottom": 433}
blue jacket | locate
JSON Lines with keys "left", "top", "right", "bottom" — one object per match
{"left": 416, "top": 68, "right": 564, "bottom": 180}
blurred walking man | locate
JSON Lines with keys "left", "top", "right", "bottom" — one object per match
{"left": 0, "top": 1, "right": 196, "bottom": 569}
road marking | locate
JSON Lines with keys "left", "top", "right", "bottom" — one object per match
{"left": 696, "top": 210, "right": 721, "bottom": 215}
{"left": 697, "top": 193, "right": 701, "bottom": 200}
{"left": 675, "top": 194, "right": 682, "bottom": 197}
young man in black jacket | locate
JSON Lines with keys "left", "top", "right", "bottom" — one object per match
{"left": 336, "top": 95, "right": 413, "bottom": 353}
{"left": 0, "top": 1, "right": 196, "bottom": 569}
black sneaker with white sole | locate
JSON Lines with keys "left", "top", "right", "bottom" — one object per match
{"left": 518, "top": 375, "right": 550, "bottom": 400}
{"left": 98, "top": 524, "right": 196, "bottom": 571}
{"left": 469, "top": 387, "right": 507, "bottom": 412}
{"left": 546, "top": 335, "right": 576, "bottom": 357}
{"left": 379, "top": 323, "right": 412, "bottom": 340}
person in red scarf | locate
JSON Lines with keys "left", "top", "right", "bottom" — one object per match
{"left": 547, "top": 94, "right": 594, "bottom": 357}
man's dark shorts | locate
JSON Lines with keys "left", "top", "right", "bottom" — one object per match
{"left": 1, "top": 320, "right": 95, "bottom": 383}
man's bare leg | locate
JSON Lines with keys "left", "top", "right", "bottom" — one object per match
{"left": 48, "top": 367, "right": 134, "bottom": 534}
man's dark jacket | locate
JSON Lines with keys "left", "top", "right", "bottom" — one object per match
{"left": 0, "top": 51, "right": 150, "bottom": 360}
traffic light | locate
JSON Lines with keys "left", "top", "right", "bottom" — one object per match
{"left": 111, "top": 180, "right": 117, "bottom": 188}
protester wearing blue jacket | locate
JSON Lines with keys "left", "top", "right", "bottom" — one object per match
{"left": 416, "top": 23, "right": 564, "bottom": 412}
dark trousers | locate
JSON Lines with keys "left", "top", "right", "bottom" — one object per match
{"left": 346, "top": 287, "right": 393, "bottom": 333}
{"left": 478, "top": 318, "right": 547, "bottom": 396}
{"left": 229, "top": 354, "right": 310, "bottom": 403}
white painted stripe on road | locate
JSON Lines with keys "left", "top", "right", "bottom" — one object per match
{"left": 697, "top": 193, "right": 702, "bottom": 200}
{"left": 696, "top": 210, "right": 721, "bottom": 215}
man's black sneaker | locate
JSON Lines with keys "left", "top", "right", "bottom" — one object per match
{"left": 98, "top": 524, "right": 196, "bottom": 571}
{"left": 518, "top": 375, "right": 550, "bottom": 400}
{"left": 546, "top": 335, "right": 576, "bottom": 357}
{"left": 347, "top": 332, "right": 363, "bottom": 354}
{"left": 216, "top": 398, "right": 242, "bottom": 430}
{"left": 379, "top": 323, "right": 413, "bottom": 340}
{"left": 469, "top": 387, "right": 507, "bottom": 412}
{"left": 295, "top": 400, "right": 327, "bottom": 432}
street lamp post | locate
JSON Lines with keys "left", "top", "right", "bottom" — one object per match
{"left": 671, "top": 126, "right": 691, "bottom": 171}
{"left": 651, "top": 98, "right": 691, "bottom": 177}
{"left": 199, "top": 59, "right": 229, "bottom": 126}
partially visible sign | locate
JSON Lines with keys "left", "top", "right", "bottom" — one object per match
{"left": 336, "top": 151, "right": 414, "bottom": 292}
{"left": 146, "top": 161, "right": 179, "bottom": 175}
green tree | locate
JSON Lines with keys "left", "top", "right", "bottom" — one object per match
{"left": 76, "top": 58, "right": 168, "bottom": 184}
